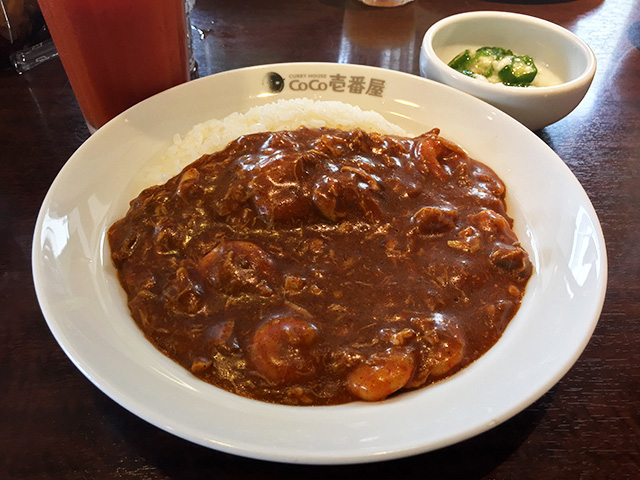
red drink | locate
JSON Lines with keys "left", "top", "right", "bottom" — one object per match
{"left": 38, "top": 0, "right": 190, "bottom": 132}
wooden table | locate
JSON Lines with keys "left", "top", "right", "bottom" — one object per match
{"left": 2, "top": 0, "right": 638, "bottom": 477}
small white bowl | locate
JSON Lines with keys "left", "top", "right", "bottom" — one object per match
{"left": 419, "top": 11, "right": 596, "bottom": 130}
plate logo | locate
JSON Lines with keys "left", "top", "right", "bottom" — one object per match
{"left": 264, "top": 71, "right": 387, "bottom": 97}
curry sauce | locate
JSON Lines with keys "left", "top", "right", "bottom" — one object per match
{"left": 108, "top": 127, "right": 532, "bottom": 405}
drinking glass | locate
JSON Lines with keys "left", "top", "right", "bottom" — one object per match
{"left": 37, "top": 0, "right": 192, "bottom": 133}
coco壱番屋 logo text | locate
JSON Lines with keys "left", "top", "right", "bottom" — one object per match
{"left": 263, "top": 71, "right": 387, "bottom": 97}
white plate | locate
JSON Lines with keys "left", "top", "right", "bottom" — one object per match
{"left": 32, "top": 63, "right": 607, "bottom": 465}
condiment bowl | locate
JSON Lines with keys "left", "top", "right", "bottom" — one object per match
{"left": 419, "top": 11, "right": 596, "bottom": 130}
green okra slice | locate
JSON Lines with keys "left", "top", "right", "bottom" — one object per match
{"left": 498, "top": 55, "right": 538, "bottom": 86}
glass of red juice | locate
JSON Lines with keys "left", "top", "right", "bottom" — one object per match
{"left": 37, "top": 0, "right": 191, "bottom": 133}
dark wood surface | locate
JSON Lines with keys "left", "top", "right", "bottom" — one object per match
{"left": 2, "top": 0, "right": 638, "bottom": 478}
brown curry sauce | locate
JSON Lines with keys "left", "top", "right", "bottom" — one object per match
{"left": 107, "top": 127, "right": 532, "bottom": 405}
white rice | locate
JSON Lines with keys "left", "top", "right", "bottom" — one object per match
{"left": 149, "top": 98, "right": 408, "bottom": 183}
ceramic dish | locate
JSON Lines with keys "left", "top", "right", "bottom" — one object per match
{"left": 32, "top": 62, "right": 606, "bottom": 465}
{"left": 419, "top": 11, "right": 596, "bottom": 130}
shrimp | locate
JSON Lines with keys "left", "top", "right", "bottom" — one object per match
{"left": 175, "top": 167, "right": 201, "bottom": 198}
{"left": 197, "top": 240, "right": 277, "bottom": 297}
{"left": 346, "top": 348, "right": 415, "bottom": 402}
{"left": 312, "top": 172, "right": 382, "bottom": 222}
{"left": 411, "top": 206, "right": 458, "bottom": 235}
{"left": 415, "top": 134, "right": 448, "bottom": 181}
{"left": 248, "top": 316, "right": 318, "bottom": 384}
{"left": 250, "top": 154, "right": 312, "bottom": 222}
{"left": 429, "top": 336, "right": 465, "bottom": 377}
